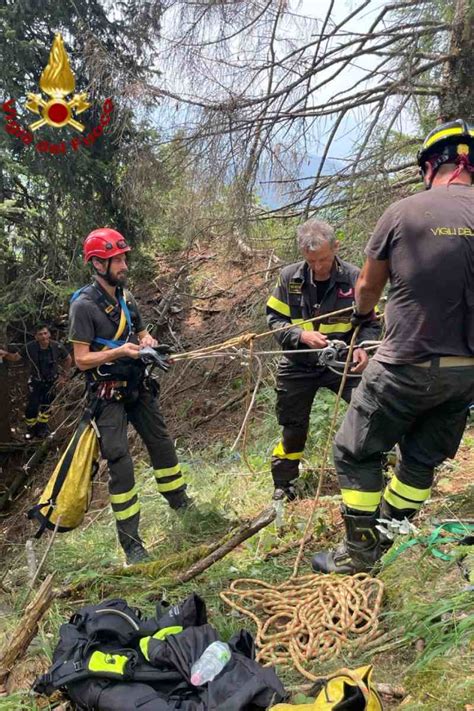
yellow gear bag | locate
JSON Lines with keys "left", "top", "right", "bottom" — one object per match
{"left": 270, "top": 665, "right": 383, "bottom": 711}
{"left": 28, "top": 409, "right": 99, "bottom": 537}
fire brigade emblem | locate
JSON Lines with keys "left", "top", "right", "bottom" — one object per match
{"left": 25, "top": 33, "right": 90, "bottom": 132}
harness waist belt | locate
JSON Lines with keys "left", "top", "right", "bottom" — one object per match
{"left": 414, "top": 356, "right": 474, "bottom": 368}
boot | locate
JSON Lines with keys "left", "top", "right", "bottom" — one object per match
{"left": 163, "top": 488, "right": 193, "bottom": 511}
{"left": 123, "top": 539, "right": 150, "bottom": 565}
{"left": 311, "top": 507, "right": 380, "bottom": 575}
{"left": 35, "top": 422, "right": 50, "bottom": 438}
{"left": 117, "top": 520, "right": 150, "bottom": 565}
{"left": 273, "top": 483, "right": 297, "bottom": 503}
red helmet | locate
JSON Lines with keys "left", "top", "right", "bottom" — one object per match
{"left": 83, "top": 228, "right": 131, "bottom": 263}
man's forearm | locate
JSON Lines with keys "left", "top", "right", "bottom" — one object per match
{"left": 355, "top": 258, "right": 389, "bottom": 315}
{"left": 74, "top": 347, "right": 123, "bottom": 371}
{"left": 355, "top": 283, "right": 382, "bottom": 315}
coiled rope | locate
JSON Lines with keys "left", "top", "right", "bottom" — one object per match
{"left": 220, "top": 573, "right": 384, "bottom": 680}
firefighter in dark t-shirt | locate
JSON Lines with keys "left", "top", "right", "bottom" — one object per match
{"left": 69, "top": 228, "right": 190, "bottom": 566}
{"left": 0, "top": 325, "right": 71, "bottom": 438}
{"left": 311, "top": 119, "right": 474, "bottom": 575}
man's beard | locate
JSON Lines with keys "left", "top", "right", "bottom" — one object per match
{"left": 102, "top": 271, "right": 128, "bottom": 287}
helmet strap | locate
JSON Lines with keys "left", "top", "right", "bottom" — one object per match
{"left": 92, "top": 258, "right": 113, "bottom": 285}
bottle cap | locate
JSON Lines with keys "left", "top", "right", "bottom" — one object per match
{"left": 191, "top": 673, "right": 202, "bottom": 686}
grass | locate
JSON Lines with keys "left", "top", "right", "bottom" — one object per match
{"left": 0, "top": 398, "right": 472, "bottom": 710}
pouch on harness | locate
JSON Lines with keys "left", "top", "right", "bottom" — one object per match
{"left": 27, "top": 407, "right": 99, "bottom": 537}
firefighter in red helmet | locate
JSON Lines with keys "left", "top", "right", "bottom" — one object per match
{"left": 69, "top": 228, "right": 191, "bottom": 565}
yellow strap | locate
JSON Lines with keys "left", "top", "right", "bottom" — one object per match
{"left": 100, "top": 294, "right": 128, "bottom": 351}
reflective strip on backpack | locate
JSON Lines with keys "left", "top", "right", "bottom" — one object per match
{"left": 88, "top": 650, "right": 129, "bottom": 676}
{"left": 139, "top": 625, "right": 184, "bottom": 661}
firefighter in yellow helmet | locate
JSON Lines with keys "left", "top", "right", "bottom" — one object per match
{"left": 311, "top": 119, "right": 474, "bottom": 575}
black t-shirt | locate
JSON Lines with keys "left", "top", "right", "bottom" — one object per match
{"left": 68, "top": 282, "right": 144, "bottom": 350}
{"left": 308, "top": 276, "right": 331, "bottom": 314}
{"left": 18, "top": 341, "right": 69, "bottom": 381}
{"left": 365, "top": 184, "right": 474, "bottom": 363}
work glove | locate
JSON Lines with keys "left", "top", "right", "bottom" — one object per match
{"left": 140, "top": 345, "right": 172, "bottom": 372}
{"left": 350, "top": 305, "right": 375, "bottom": 328}
{"left": 155, "top": 344, "right": 174, "bottom": 356}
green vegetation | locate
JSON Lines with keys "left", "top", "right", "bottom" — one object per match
{"left": 1, "top": 387, "right": 472, "bottom": 709}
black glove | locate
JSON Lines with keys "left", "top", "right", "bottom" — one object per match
{"left": 139, "top": 346, "right": 172, "bottom": 372}
{"left": 154, "top": 344, "right": 174, "bottom": 356}
{"left": 350, "top": 306, "right": 375, "bottom": 328}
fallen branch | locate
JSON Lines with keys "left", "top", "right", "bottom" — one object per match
{"left": 0, "top": 573, "right": 55, "bottom": 691}
{"left": 263, "top": 533, "right": 314, "bottom": 560}
{"left": 177, "top": 506, "right": 276, "bottom": 583}
{"left": 193, "top": 391, "right": 246, "bottom": 426}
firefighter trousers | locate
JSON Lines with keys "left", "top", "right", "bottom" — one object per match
{"left": 95, "top": 384, "right": 186, "bottom": 547}
{"left": 25, "top": 379, "right": 56, "bottom": 430}
{"left": 271, "top": 367, "right": 358, "bottom": 487}
{"left": 333, "top": 359, "right": 474, "bottom": 516}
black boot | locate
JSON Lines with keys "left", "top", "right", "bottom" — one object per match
{"left": 163, "top": 489, "right": 193, "bottom": 511}
{"left": 117, "top": 521, "right": 150, "bottom": 565}
{"left": 123, "top": 539, "right": 150, "bottom": 565}
{"left": 311, "top": 507, "right": 380, "bottom": 575}
{"left": 273, "top": 483, "right": 297, "bottom": 503}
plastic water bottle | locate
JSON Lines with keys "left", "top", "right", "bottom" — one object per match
{"left": 190, "top": 641, "right": 231, "bottom": 685}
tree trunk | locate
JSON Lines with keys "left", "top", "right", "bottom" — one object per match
{"left": 439, "top": 0, "right": 474, "bottom": 120}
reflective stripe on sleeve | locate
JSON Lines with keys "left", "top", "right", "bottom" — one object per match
{"left": 290, "top": 318, "right": 314, "bottom": 331}
{"left": 267, "top": 295, "right": 291, "bottom": 317}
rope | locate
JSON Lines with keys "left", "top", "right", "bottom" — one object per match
{"left": 220, "top": 573, "right": 384, "bottom": 679}
{"left": 170, "top": 305, "right": 356, "bottom": 362}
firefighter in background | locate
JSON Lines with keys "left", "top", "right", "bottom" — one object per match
{"left": 312, "top": 119, "right": 474, "bottom": 575}
{"left": 266, "top": 218, "right": 381, "bottom": 501}
{"left": 0, "top": 324, "right": 72, "bottom": 438}
{"left": 69, "top": 228, "right": 190, "bottom": 565}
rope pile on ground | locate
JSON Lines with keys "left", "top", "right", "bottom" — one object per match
{"left": 220, "top": 573, "right": 384, "bottom": 681}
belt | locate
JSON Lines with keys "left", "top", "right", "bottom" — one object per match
{"left": 414, "top": 356, "right": 474, "bottom": 368}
